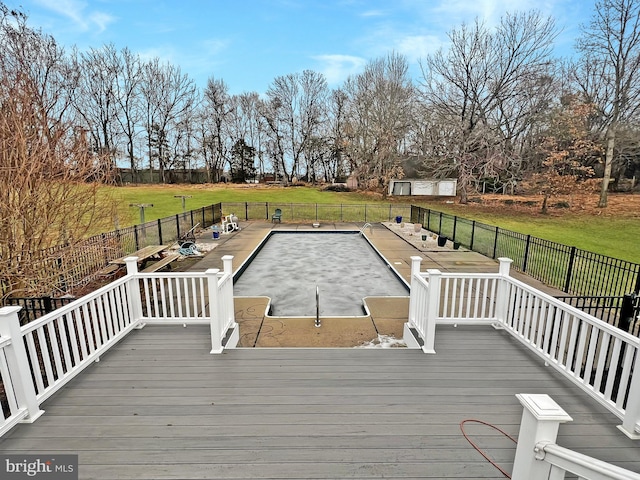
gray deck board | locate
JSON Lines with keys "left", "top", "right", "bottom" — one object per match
{"left": 1, "top": 324, "right": 639, "bottom": 480}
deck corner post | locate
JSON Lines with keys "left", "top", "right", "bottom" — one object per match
{"left": 498, "top": 257, "right": 513, "bottom": 276}
{"left": 495, "top": 257, "right": 513, "bottom": 325}
{"left": 221, "top": 255, "right": 234, "bottom": 276}
{"left": 408, "top": 256, "right": 423, "bottom": 327}
{"left": 0, "top": 306, "right": 45, "bottom": 423}
{"left": 124, "top": 257, "right": 143, "bottom": 324}
{"left": 618, "top": 350, "right": 640, "bottom": 439}
{"left": 512, "top": 393, "right": 572, "bottom": 480}
{"left": 206, "top": 268, "right": 223, "bottom": 354}
{"left": 424, "top": 268, "right": 441, "bottom": 354}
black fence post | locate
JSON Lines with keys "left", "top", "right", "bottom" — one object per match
{"left": 190, "top": 210, "right": 195, "bottom": 228}
{"left": 438, "top": 212, "right": 443, "bottom": 235}
{"left": 389, "top": 204, "right": 392, "bottom": 222}
{"left": 266, "top": 203, "right": 269, "bottom": 220}
{"left": 618, "top": 293, "right": 635, "bottom": 333}
{"left": 427, "top": 209, "right": 431, "bottom": 231}
{"left": 134, "top": 225, "right": 140, "bottom": 250}
{"left": 202, "top": 207, "right": 205, "bottom": 227}
{"left": 364, "top": 204, "right": 367, "bottom": 222}
{"left": 43, "top": 296, "right": 53, "bottom": 314}
{"left": 564, "top": 246, "right": 577, "bottom": 293}
{"left": 452, "top": 216, "right": 458, "bottom": 242}
{"left": 493, "top": 227, "right": 499, "bottom": 259}
{"left": 245, "top": 202, "right": 249, "bottom": 221}
{"left": 522, "top": 235, "right": 531, "bottom": 273}
{"left": 470, "top": 221, "right": 476, "bottom": 251}
{"left": 101, "top": 233, "right": 108, "bottom": 264}
{"left": 157, "top": 219, "right": 163, "bottom": 245}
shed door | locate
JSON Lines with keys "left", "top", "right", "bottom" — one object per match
{"left": 392, "top": 182, "right": 411, "bottom": 195}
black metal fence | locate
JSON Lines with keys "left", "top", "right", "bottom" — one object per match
{"left": 554, "top": 294, "right": 640, "bottom": 335}
{"left": 410, "top": 205, "right": 640, "bottom": 298}
{"left": 3, "top": 296, "right": 76, "bottom": 325}
{"left": 221, "top": 202, "right": 411, "bottom": 223}
{"left": 2, "top": 203, "right": 223, "bottom": 299}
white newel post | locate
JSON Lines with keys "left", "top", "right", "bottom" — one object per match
{"left": 495, "top": 257, "right": 513, "bottom": 326}
{"left": 408, "top": 256, "right": 422, "bottom": 327}
{"left": 206, "top": 268, "right": 223, "bottom": 354}
{"left": 511, "top": 393, "right": 573, "bottom": 480}
{"left": 222, "top": 255, "right": 234, "bottom": 276}
{"left": 124, "top": 257, "right": 143, "bottom": 327}
{"left": 619, "top": 349, "right": 640, "bottom": 439}
{"left": 0, "top": 307, "right": 44, "bottom": 422}
{"left": 221, "top": 255, "right": 237, "bottom": 328}
{"left": 423, "top": 268, "right": 441, "bottom": 354}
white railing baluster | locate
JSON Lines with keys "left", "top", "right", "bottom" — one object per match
{"left": 111, "top": 287, "right": 123, "bottom": 333}
{"left": 604, "top": 339, "right": 622, "bottom": 400}
{"left": 593, "top": 334, "right": 608, "bottom": 391}
{"left": 46, "top": 321, "right": 63, "bottom": 379}
{"left": 565, "top": 317, "right": 580, "bottom": 373}
{"left": 151, "top": 276, "right": 160, "bottom": 317}
{"left": 184, "top": 277, "right": 191, "bottom": 318}
{"left": 616, "top": 347, "right": 635, "bottom": 410}
{"left": 164, "top": 277, "right": 172, "bottom": 318}
{"left": 36, "top": 327, "right": 54, "bottom": 388}
{"left": 443, "top": 276, "right": 450, "bottom": 318}
{"left": 574, "top": 321, "right": 589, "bottom": 377}
{"left": 24, "top": 332, "right": 44, "bottom": 393}
{"left": 142, "top": 277, "right": 151, "bottom": 318}
{"left": 583, "top": 327, "right": 598, "bottom": 387}
{"left": 56, "top": 315, "right": 72, "bottom": 372}
{"left": 74, "top": 307, "right": 89, "bottom": 360}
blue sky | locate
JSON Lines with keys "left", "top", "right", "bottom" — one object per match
{"left": 10, "top": 0, "right": 591, "bottom": 95}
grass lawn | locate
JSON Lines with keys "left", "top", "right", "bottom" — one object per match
{"left": 109, "top": 184, "right": 640, "bottom": 263}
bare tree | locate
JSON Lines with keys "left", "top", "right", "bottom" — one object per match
{"left": 201, "top": 76, "right": 232, "bottom": 182}
{"left": 140, "top": 59, "right": 197, "bottom": 183}
{"left": 0, "top": 5, "right": 116, "bottom": 297}
{"left": 73, "top": 44, "right": 121, "bottom": 170}
{"left": 342, "top": 52, "right": 414, "bottom": 191}
{"left": 420, "top": 11, "right": 557, "bottom": 202}
{"left": 114, "top": 47, "right": 143, "bottom": 182}
{"left": 575, "top": 0, "right": 640, "bottom": 207}
{"left": 263, "top": 70, "right": 329, "bottom": 181}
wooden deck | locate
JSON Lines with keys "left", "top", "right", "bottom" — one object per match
{"left": 1, "top": 324, "right": 638, "bottom": 479}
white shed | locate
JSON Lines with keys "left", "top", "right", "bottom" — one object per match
{"left": 388, "top": 178, "right": 457, "bottom": 196}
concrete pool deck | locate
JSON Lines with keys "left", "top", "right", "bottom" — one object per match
{"left": 179, "top": 220, "right": 562, "bottom": 348}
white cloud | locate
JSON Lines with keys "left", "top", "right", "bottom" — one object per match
{"left": 312, "top": 54, "right": 367, "bottom": 85}
{"left": 34, "top": 0, "right": 115, "bottom": 33}
{"left": 360, "top": 9, "right": 386, "bottom": 17}
{"left": 395, "top": 34, "right": 442, "bottom": 62}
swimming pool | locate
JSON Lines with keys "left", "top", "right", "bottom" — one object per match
{"left": 233, "top": 232, "right": 409, "bottom": 317}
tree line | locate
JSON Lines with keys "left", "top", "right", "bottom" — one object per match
{"left": 3, "top": 0, "right": 640, "bottom": 210}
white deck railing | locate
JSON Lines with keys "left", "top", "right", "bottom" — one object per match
{"left": 0, "top": 255, "right": 236, "bottom": 436}
{"left": 512, "top": 393, "right": 640, "bottom": 480}
{"left": 408, "top": 256, "right": 640, "bottom": 440}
